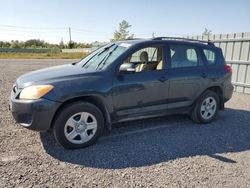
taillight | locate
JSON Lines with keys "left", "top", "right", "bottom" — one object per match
{"left": 224, "top": 65, "right": 232, "bottom": 73}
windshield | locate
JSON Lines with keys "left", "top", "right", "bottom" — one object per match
{"left": 77, "top": 43, "right": 129, "bottom": 70}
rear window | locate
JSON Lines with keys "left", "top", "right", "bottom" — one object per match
{"left": 170, "top": 45, "right": 199, "bottom": 68}
{"left": 203, "top": 49, "right": 216, "bottom": 65}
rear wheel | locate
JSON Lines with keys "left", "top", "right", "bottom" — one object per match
{"left": 53, "top": 102, "right": 104, "bottom": 149}
{"left": 191, "top": 90, "right": 219, "bottom": 123}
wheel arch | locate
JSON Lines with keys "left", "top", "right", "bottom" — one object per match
{"left": 50, "top": 95, "right": 112, "bottom": 130}
{"left": 203, "top": 86, "right": 224, "bottom": 110}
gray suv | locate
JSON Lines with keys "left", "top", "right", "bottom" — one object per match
{"left": 10, "top": 37, "right": 234, "bottom": 149}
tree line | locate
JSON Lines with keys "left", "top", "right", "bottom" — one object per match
{"left": 0, "top": 20, "right": 134, "bottom": 50}
{"left": 0, "top": 39, "right": 91, "bottom": 49}
{"left": 0, "top": 20, "right": 211, "bottom": 49}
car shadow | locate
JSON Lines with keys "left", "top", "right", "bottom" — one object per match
{"left": 40, "top": 108, "right": 250, "bottom": 169}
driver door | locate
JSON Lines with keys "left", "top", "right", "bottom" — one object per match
{"left": 112, "top": 45, "right": 170, "bottom": 120}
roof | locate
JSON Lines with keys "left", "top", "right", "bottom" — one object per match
{"left": 115, "top": 37, "right": 216, "bottom": 48}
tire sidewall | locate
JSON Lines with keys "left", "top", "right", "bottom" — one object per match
{"left": 196, "top": 91, "right": 219, "bottom": 123}
{"left": 53, "top": 102, "right": 104, "bottom": 149}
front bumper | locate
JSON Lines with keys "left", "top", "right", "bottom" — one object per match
{"left": 10, "top": 90, "right": 61, "bottom": 131}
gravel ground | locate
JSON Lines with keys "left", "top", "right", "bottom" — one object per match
{"left": 0, "top": 59, "right": 250, "bottom": 187}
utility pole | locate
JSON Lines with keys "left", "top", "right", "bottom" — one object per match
{"left": 152, "top": 32, "right": 155, "bottom": 38}
{"left": 69, "top": 27, "right": 72, "bottom": 43}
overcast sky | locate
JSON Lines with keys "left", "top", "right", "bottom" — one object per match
{"left": 0, "top": 0, "right": 249, "bottom": 43}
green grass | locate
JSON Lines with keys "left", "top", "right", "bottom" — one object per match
{"left": 0, "top": 52, "right": 88, "bottom": 59}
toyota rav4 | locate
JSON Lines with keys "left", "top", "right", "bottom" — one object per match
{"left": 10, "top": 37, "right": 234, "bottom": 149}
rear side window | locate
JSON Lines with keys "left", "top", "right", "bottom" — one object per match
{"left": 203, "top": 49, "right": 216, "bottom": 65}
{"left": 170, "top": 45, "right": 199, "bottom": 68}
{"left": 186, "top": 49, "right": 198, "bottom": 62}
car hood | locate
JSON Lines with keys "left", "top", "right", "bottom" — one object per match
{"left": 16, "top": 64, "right": 95, "bottom": 88}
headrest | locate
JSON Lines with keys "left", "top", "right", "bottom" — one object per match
{"left": 140, "top": 51, "right": 148, "bottom": 63}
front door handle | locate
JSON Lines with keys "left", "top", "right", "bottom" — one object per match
{"left": 200, "top": 73, "right": 207, "bottom": 78}
{"left": 158, "top": 76, "right": 167, "bottom": 82}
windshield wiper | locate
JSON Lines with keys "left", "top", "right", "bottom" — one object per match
{"left": 97, "top": 43, "right": 115, "bottom": 56}
{"left": 82, "top": 43, "right": 115, "bottom": 68}
{"left": 96, "top": 45, "right": 118, "bottom": 70}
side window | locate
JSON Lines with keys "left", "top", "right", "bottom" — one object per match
{"left": 186, "top": 49, "right": 198, "bottom": 62}
{"left": 130, "top": 47, "right": 157, "bottom": 63}
{"left": 170, "top": 45, "right": 199, "bottom": 68}
{"left": 203, "top": 49, "right": 216, "bottom": 65}
{"left": 122, "top": 46, "right": 164, "bottom": 72}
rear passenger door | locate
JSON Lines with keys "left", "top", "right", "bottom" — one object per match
{"left": 168, "top": 43, "right": 207, "bottom": 109}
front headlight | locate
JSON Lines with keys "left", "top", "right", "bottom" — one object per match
{"left": 19, "top": 85, "right": 54, "bottom": 100}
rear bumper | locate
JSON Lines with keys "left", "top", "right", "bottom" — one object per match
{"left": 223, "top": 84, "right": 234, "bottom": 103}
{"left": 10, "top": 91, "right": 61, "bottom": 131}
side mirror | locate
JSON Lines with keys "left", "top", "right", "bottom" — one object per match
{"left": 119, "top": 63, "right": 136, "bottom": 73}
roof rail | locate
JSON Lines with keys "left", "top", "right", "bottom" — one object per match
{"left": 152, "top": 37, "right": 215, "bottom": 46}
{"left": 125, "top": 38, "right": 144, "bottom": 41}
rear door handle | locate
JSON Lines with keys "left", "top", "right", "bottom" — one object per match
{"left": 200, "top": 73, "right": 207, "bottom": 78}
{"left": 158, "top": 76, "right": 167, "bottom": 82}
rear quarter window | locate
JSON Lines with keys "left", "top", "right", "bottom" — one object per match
{"left": 203, "top": 49, "right": 216, "bottom": 65}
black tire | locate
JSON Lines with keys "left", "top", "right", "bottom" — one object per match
{"left": 53, "top": 102, "right": 104, "bottom": 149}
{"left": 191, "top": 90, "right": 219, "bottom": 124}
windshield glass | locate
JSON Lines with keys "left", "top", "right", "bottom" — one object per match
{"left": 77, "top": 43, "right": 129, "bottom": 70}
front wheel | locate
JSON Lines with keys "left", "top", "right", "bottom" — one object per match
{"left": 53, "top": 102, "right": 104, "bottom": 149}
{"left": 191, "top": 90, "right": 219, "bottom": 123}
